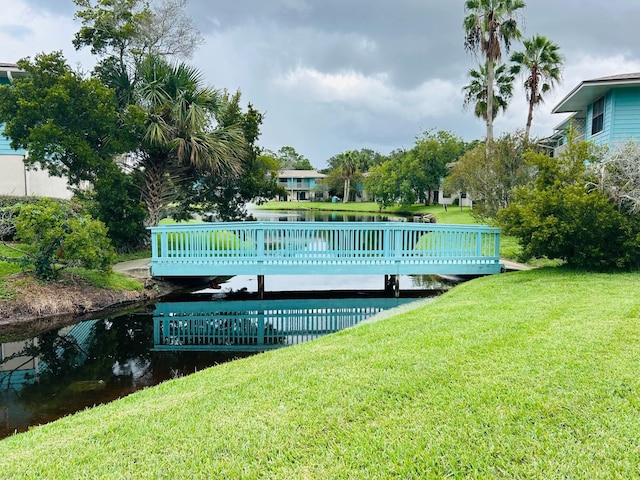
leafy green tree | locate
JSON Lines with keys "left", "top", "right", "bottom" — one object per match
{"left": 445, "top": 131, "right": 534, "bottom": 218}
{"left": 0, "top": 52, "right": 134, "bottom": 187}
{"left": 510, "top": 35, "right": 563, "bottom": 140}
{"left": 498, "top": 133, "right": 640, "bottom": 268}
{"left": 12, "top": 199, "right": 115, "bottom": 281}
{"left": 412, "top": 130, "right": 467, "bottom": 205}
{"left": 464, "top": 0, "right": 526, "bottom": 141}
{"left": 463, "top": 63, "right": 515, "bottom": 123}
{"left": 79, "top": 164, "right": 148, "bottom": 251}
{"left": 364, "top": 158, "right": 402, "bottom": 210}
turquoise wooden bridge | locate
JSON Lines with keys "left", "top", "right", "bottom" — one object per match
{"left": 149, "top": 222, "right": 503, "bottom": 296}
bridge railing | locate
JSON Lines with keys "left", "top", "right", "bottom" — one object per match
{"left": 149, "top": 222, "right": 502, "bottom": 276}
{"left": 152, "top": 298, "right": 406, "bottom": 352}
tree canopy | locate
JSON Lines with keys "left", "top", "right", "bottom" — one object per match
{"left": 0, "top": 52, "right": 135, "bottom": 187}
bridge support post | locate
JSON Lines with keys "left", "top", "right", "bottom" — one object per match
{"left": 258, "top": 275, "right": 265, "bottom": 300}
{"left": 385, "top": 275, "right": 400, "bottom": 297}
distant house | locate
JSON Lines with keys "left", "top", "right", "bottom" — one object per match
{"left": 0, "top": 63, "right": 71, "bottom": 199}
{"left": 277, "top": 169, "right": 327, "bottom": 201}
{"left": 549, "top": 73, "right": 640, "bottom": 156}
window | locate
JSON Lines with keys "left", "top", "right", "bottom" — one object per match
{"left": 591, "top": 96, "right": 605, "bottom": 135}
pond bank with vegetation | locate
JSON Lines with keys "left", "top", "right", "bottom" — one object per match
{"left": 0, "top": 267, "right": 638, "bottom": 478}
{"left": 0, "top": 259, "right": 178, "bottom": 336}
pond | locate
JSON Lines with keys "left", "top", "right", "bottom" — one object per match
{"left": 248, "top": 207, "right": 407, "bottom": 223}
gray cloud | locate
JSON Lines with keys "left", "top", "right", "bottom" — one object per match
{"left": 9, "top": 0, "right": 640, "bottom": 166}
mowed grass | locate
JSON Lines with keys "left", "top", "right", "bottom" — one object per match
{"left": 1, "top": 268, "right": 639, "bottom": 478}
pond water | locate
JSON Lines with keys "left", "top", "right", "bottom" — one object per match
{"left": 248, "top": 207, "right": 407, "bottom": 223}
{"left": 0, "top": 208, "right": 448, "bottom": 440}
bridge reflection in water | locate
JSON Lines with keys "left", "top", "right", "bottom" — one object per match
{"left": 153, "top": 298, "right": 417, "bottom": 352}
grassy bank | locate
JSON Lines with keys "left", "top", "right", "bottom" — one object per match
{"left": 1, "top": 268, "right": 638, "bottom": 478}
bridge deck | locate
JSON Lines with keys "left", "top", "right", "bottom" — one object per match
{"left": 149, "top": 221, "right": 503, "bottom": 277}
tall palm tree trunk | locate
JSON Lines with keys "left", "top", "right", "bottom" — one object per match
{"left": 141, "top": 155, "right": 172, "bottom": 227}
{"left": 524, "top": 96, "right": 535, "bottom": 142}
{"left": 486, "top": 58, "right": 495, "bottom": 142}
{"left": 343, "top": 177, "right": 351, "bottom": 203}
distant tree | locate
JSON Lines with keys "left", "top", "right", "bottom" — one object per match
{"left": 274, "top": 146, "right": 314, "bottom": 170}
{"left": 510, "top": 35, "right": 563, "bottom": 140}
{"left": 411, "top": 130, "right": 467, "bottom": 204}
{"left": 464, "top": 0, "right": 526, "bottom": 141}
{"left": 364, "top": 157, "right": 402, "bottom": 210}
{"left": 463, "top": 63, "right": 515, "bottom": 123}
{"left": 333, "top": 150, "right": 357, "bottom": 203}
{"left": 445, "top": 131, "right": 534, "bottom": 218}
{"left": 327, "top": 148, "right": 384, "bottom": 173}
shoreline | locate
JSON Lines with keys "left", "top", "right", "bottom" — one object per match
{"left": 0, "top": 259, "right": 182, "bottom": 336}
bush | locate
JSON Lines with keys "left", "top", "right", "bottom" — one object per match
{"left": 13, "top": 199, "right": 115, "bottom": 280}
{"left": 498, "top": 136, "right": 640, "bottom": 269}
{"left": 0, "top": 196, "right": 72, "bottom": 241}
{"left": 79, "top": 167, "right": 147, "bottom": 252}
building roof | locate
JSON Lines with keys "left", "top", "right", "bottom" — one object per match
{"left": 278, "top": 169, "right": 326, "bottom": 179}
{"left": 0, "top": 63, "right": 28, "bottom": 82}
{"left": 552, "top": 72, "right": 640, "bottom": 115}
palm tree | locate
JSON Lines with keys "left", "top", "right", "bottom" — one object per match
{"left": 510, "top": 35, "right": 563, "bottom": 141}
{"left": 463, "top": 63, "right": 515, "bottom": 123}
{"left": 335, "top": 150, "right": 357, "bottom": 203}
{"left": 135, "top": 56, "right": 246, "bottom": 225}
{"left": 463, "top": 0, "right": 526, "bottom": 141}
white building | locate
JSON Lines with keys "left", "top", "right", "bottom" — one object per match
{"left": 0, "top": 63, "right": 71, "bottom": 199}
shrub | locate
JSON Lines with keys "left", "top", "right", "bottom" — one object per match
{"left": 498, "top": 135, "right": 640, "bottom": 269}
{"left": 13, "top": 199, "right": 115, "bottom": 280}
{"left": 78, "top": 167, "right": 147, "bottom": 252}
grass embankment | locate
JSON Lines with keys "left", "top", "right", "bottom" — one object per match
{"left": 1, "top": 267, "right": 638, "bottom": 478}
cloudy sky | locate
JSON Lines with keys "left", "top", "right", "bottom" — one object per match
{"left": 4, "top": 0, "right": 640, "bottom": 167}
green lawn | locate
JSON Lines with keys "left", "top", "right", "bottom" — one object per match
{"left": 1, "top": 267, "right": 638, "bottom": 478}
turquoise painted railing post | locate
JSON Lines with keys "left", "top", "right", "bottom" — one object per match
{"left": 394, "top": 227, "right": 402, "bottom": 259}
